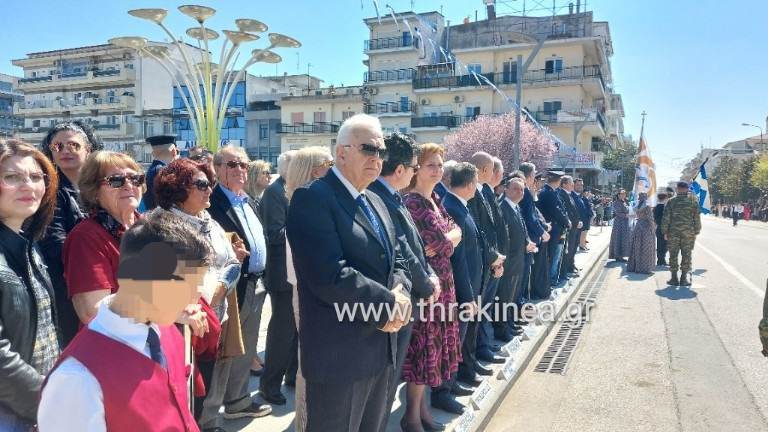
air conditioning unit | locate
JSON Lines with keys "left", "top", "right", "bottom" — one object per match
{"left": 420, "top": 98, "right": 431, "bottom": 105}
{"left": 454, "top": 95, "right": 465, "bottom": 103}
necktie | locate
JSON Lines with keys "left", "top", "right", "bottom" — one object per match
{"left": 356, "top": 195, "right": 391, "bottom": 261}
{"left": 146, "top": 327, "right": 167, "bottom": 369}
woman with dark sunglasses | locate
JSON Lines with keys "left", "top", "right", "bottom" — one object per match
{"left": 62, "top": 151, "right": 144, "bottom": 325}
{"left": 38, "top": 120, "right": 103, "bottom": 346}
{"left": 153, "top": 158, "right": 251, "bottom": 429}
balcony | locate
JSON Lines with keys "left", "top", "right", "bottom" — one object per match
{"left": 364, "top": 69, "right": 415, "bottom": 84}
{"left": 532, "top": 109, "right": 606, "bottom": 132}
{"left": 364, "top": 101, "right": 416, "bottom": 116}
{"left": 282, "top": 86, "right": 364, "bottom": 101}
{"left": 17, "top": 68, "right": 136, "bottom": 90}
{"left": 412, "top": 65, "right": 605, "bottom": 94}
{"left": 364, "top": 35, "right": 413, "bottom": 52}
{"left": 551, "top": 151, "right": 604, "bottom": 171}
{"left": 411, "top": 115, "right": 469, "bottom": 129}
{"left": 17, "top": 95, "right": 135, "bottom": 115}
{"left": 278, "top": 122, "right": 341, "bottom": 134}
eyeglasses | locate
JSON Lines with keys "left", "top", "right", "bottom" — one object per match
{"left": 191, "top": 179, "right": 212, "bottom": 191}
{"left": 404, "top": 163, "right": 420, "bottom": 172}
{"left": 49, "top": 141, "right": 85, "bottom": 152}
{"left": 316, "top": 160, "right": 334, "bottom": 169}
{"left": 225, "top": 160, "right": 249, "bottom": 170}
{"left": 346, "top": 143, "right": 388, "bottom": 160}
{"left": 189, "top": 153, "right": 212, "bottom": 162}
{"left": 102, "top": 174, "right": 145, "bottom": 188}
{"left": 0, "top": 172, "right": 47, "bottom": 188}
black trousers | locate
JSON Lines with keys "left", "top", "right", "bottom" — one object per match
{"left": 383, "top": 321, "right": 413, "bottom": 421}
{"left": 458, "top": 319, "right": 479, "bottom": 378}
{"left": 656, "top": 230, "right": 667, "bottom": 263}
{"left": 305, "top": 364, "right": 393, "bottom": 432}
{"left": 563, "top": 228, "right": 579, "bottom": 272}
{"left": 260, "top": 289, "right": 298, "bottom": 395}
{"left": 531, "top": 244, "right": 551, "bottom": 300}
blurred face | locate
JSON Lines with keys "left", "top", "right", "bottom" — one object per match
{"left": 416, "top": 153, "right": 443, "bottom": 190}
{"left": 136, "top": 262, "right": 208, "bottom": 325}
{"left": 0, "top": 156, "right": 46, "bottom": 227}
{"left": 506, "top": 180, "right": 525, "bottom": 203}
{"left": 49, "top": 130, "right": 90, "bottom": 173}
{"left": 97, "top": 165, "right": 142, "bottom": 218}
{"left": 336, "top": 127, "right": 385, "bottom": 190}
{"left": 618, "top": 190, "right": 627, "bottom": 200}
{"left": 575, "top": 181, "right": 584, "bottom": 193}
{"left": 216, "top": 151, "right": 248, "bottom": 193}
{"left": 561, "top": 180, "right": 573, "bottom": 192}
{"left": 256, "top": 168, "right": 271, "bottom": 189}
{"left": 181, "top": 170, "right": 212, "bottom": 216}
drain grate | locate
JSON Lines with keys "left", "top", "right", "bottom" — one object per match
{"left": 534, "top": 261, "right": 607, "bottom": 374}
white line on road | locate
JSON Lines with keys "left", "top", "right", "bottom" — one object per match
{"left": 697, "top": 242, "right": 765, "bottom": 297}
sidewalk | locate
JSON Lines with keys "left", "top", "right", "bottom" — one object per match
{"left": 225, "top": 226, "right": 612, "bottom": 432}
{"left": 707, "top": 214, "right": 768, "bottom": 230}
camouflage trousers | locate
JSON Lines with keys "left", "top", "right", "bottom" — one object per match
{"left": 668, "top": 234, "right": 696, "bottom": 273}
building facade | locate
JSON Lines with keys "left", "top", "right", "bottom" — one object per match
{"left": 0, "top": 73, "right": 23, "bottom": 138}
{"left": 360, "top": 5, "right": 625, "bottom": 185}
{"left": 12, "top": 43, "right": 191, "bottom": 162}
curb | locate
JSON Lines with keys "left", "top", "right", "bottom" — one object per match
{"left": 449, "top": 239, "right": 610, "bottom": 432}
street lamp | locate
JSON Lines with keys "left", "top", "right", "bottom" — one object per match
{"left": 741, "top": 122, "right": 763, "bottom": 147}
{"left": 110, "top": 4, "right": 300, "bottom": 151}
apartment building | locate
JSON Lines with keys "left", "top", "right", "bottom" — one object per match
{"left": 361, "top": 3, "right": 625, "bottom": 184}
{"left": 12, "top": 43, "right": 193, "bottom": 162}
{"left": 0, "top": 73, "right": 23, "bottom": 138}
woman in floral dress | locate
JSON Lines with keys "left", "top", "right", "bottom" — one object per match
{"left": 401, "top": 143, "right": 462, "bottom": 432}
{"left": 609, "top": 189, "right": 631, "bottom": 261}
{"left": 628, "top": 192, "right": 656, "bottom": 274}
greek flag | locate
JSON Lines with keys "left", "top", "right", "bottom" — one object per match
{"left": 691, "top": 164, "right": 711, "bottom": 214}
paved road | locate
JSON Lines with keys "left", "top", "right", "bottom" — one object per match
{"left": 486, "top": 216, "right": 768, "bottom": 432}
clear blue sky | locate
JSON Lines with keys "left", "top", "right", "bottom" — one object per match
{"left": 2, "top": 0, "right": 766, "bottom": 183}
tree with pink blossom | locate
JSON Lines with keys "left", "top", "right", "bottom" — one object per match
{"left": 443, "top": 113, "right": 557, "bottom": 169}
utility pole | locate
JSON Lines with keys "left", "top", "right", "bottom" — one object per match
{"left": 513, "top": 38, "right": 546, "bottom": 169}
{"left": 306, "top": 63, "right": 312, "bottom": 92}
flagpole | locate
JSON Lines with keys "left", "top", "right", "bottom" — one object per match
{"left": 640, "top": 111, "right": 646, "bottom": 140}
{"left": 691, "top": 157, "right": 710, "bottom": 182}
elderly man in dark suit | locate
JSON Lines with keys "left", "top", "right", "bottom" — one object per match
{"left": 516, "top": 164, "right": 550, "bottom": 304}
{"left": 537, "top": 171, "right": 571, "bottom": 287}
{"left": 259, "top": 150, "right": 299, "bottom": 405}
{"left": 366, "top": 132, "right": 440, "bottom": 419}
{"left": 208, "top": 145, "right": 273, "bottom": 422}
{"left": 287, "top": 114, "right": 412, "bottom": 432}
{"left": 496, "top": 177, "right": 538, "bottom": 340}
{"left": 440, "top": 162, "right": 484, "bottom": 409}
{"left": 558, "top": 175, "right": 582, "bottom": 280}
{"left": 467, "top": 152, "right": 506, "bottom": 366}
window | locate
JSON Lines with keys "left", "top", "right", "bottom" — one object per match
{"left": 342, "top": 111, "right": 355, "bottom": 120}
{"left": 259, "top": 124, "right": 269, "bottom": 140}
{"left": 313, "top": 111, "right": 326, "bottom": 123}
{"left": 467, "top": 63, "right": 482, "bottom": 75}
{"left": 32, "top": 119, "right": 40, "bottom": 127}
{"left": 502, "top": 61, "right": 517, "bottom": 83}
{"left": 465, "top": 106, "right": 481, "bottom": 118}
{"left": 545, "top": 58, "right": 564, "bottom": 74}
{"left": 543, "top": 100, "right": 562, "bottom": 113}
{"left": 291, "top": 112, "right": 304, "bottom": 124}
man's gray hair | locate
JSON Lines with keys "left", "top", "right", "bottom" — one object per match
{"left": 560, "top": 175, "right": 574, "bottom": 186}
{"left": 469, "top": 151, "right": 493, "bottom": 170}
{"left": 337, "top": 114, "right": 382, "bottom": 147}
{"left": 442, "top": 159, "right": 458, "bottom": 186}
{"left": 213, "top": 145, "right": 249, "bottom": 166}
{"left": 451, "top": 162, "right": 478, "bottom": 189}
{"left": 492, "top": 157, "right": 503, "bottom": 173}
{"left": 519, "top": 162, "right": 536, "bottom": 178}
{"left": 277, "top": 150, "right": 297, "bottom": 178}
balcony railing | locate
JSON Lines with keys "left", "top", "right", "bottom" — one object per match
{"left": 278, "top": 122, "right": 341, "bottom": 134}
{"left": 411, "top": 115, "right": 472, "bottom": 129}
{"left": 94, "top": 123, "right": 121, "bottom": 130}
{"left": 532, "top": 109, "right": 607, "bottom": 130}
{"left": 19, "top": 126, "right": 51, "bottom": 134}
{"left": 93, "top": 69, "right": 120, "bottom": 77}
{"left": 364, "top": 68, "right": 415, "bottom": 83}
{"left": 412, "top": 65, "right": 604, "bottom": 91}
{"left": 364, "top": 35, "right": 413, "bottom": 52}
{"left": 19, "top": 76, "right": 52, "bottom": 83}
{"left": 364, "top": 101, "right": 417, "bottom": 115}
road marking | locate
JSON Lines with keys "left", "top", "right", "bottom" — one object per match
{"left": 697, "top": 242, "right": 765, "bottom": 297}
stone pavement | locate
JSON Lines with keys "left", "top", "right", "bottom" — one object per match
{"left": 222, "top": 226, "right": 612, "bottom": 432}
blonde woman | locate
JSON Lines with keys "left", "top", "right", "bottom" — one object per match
{"left": 245, "top": 159, "right": 272, "bottom": 204}
{"left": 283, "top": 146, "right": 333, "bottom": 432}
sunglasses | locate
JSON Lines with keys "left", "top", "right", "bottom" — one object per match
{"left": 192, "top": 179, "right": 213, "bottom": 191}
{"left": 189, "top": 153, "right": 212, "bottom": 162}
{"left": 225, "top": 160, "right": 249, "bottom": 170}
{"left": 347, "top": 143, "right": 388, "bottom": 160}
{"left": 49, "top": 141, "right": 86, "bottom": 152}
{"left": 102, "top": 174, "right": 145, "bottom": 188}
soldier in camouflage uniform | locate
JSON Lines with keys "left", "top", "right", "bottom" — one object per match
{"left": 661, "top": 181, "right": 701, "bottom": 286}
{"left": 760, "top": 280, "right": 768, "bottom": 357}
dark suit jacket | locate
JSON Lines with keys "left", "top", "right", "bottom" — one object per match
{"left": 537, "top": 184, "right": 570, "bottom": 241}
{"left": 368, "top": 179, "right": 434, "bottom": 300}
{"left": 142, "top": 159, "right": 166, "bottom": 210}
{"left": 558, "top": 188, "right": 579, "bottom": 229}
{"left": 653, "top": 203, "right": 665, "bottom": 235}
{"left": 468, "top": 186, "right": 500, "bottom": 284}
{"left": 520, "top": 187, "right": 545, "bottom": 244}
{"left": 442, "top": 192, "right": 483, "bottom": 305}
{"left": 260, "top": 177, "right": 290, "bottom": 292}
{"left": 286, "top": 170, "right": 410, "bottom": 383}
{"left": 499, "top": 198, "right": 529, "bottom": 275}
{"left": 482, "top": 184, "right": 509, "bottom": 257}
{"left": 208, "top": 184, "right": 265, "bottom": 307}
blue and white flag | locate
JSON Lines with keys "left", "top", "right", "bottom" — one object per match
{"left": 690, "top": 164, "right": 711, "bottom": 214}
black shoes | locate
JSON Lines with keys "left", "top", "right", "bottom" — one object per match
{"left": 450, "top": 383, "right": 474, "bottom": 396}
{"left": 422, "top": 419, "right": 446, "bottom": 431}
{"left": 667, "top": 271, "right": 679, "bottom": 286}
{"left": 258, "top": 390, "right": 287, "bottom": 406}
{"left": 431, "top": 393, "right": 465, "bottom": 414}
{"left": 474, "top": 363, "right": 494, "bottom": 375}
{"left": 457, "top": 372, "right": 483, "bottom": 386}
{"left": 679, "top": 273, "right": 691, "bottom": 286}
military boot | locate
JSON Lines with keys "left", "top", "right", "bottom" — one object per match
{"left": 679, "top": 273, "right": 691, "bottom": 286}
{"left": 667, "top": 271, "right": 679, "bottom": 286}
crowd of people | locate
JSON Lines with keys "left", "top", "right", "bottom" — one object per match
{"left": 713, "top": 198, "right": 768, "bottom": 225}
{"left": 607, "top": 183, "right": 702, "bottom": 286}
{"left": 0, "top": 113, "right": 625, "bottom": 432}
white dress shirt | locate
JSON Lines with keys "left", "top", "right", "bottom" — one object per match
{"left": 332, "top": 166, "right": 364, "bottom": 199}
{"left": 38, "top": 296, "right": 160, "bottom": 432}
